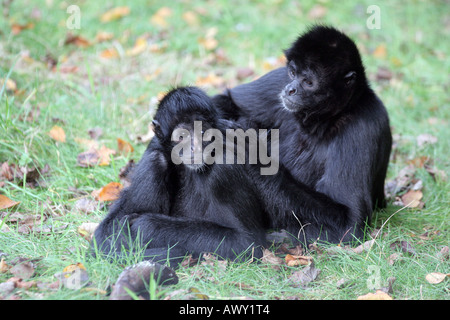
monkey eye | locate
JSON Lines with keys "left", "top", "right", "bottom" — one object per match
{"left": 288, "top": 68, "right": 296, "bottom": 79}
{"left": 302, "top": 79, "right": 314, "bottom": 87}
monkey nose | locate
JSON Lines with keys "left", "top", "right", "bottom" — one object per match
{"left": 288, "top": 88, "right": 297, "bottom": 96}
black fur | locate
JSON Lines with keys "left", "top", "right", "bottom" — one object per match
{"left": 92, "top": 87, "right": 267, "bottom": 266}
{"left": 213, "top": 25, "right": 392, "bottom": 244}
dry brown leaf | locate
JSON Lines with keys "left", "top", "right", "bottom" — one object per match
{"left": 352, "top": 239, "right": 376, "bottom": 254}
{"left": 288, "top": 263, "right": 320, "bottom": 287}
{"left": 285, "top": 254, "right": 313, "bottom": 267}
{"left": 96, "top": 182, "right": 123, "bottom": 201}
{"left": 11, "top": 22, "right": 34, "bottom": 35}
{"left": 261, "top": 249, "right": 284, "bottom": 270}
{"left": 425, "top": 272, "right": 449, "bottom": 284}
{"left": 64, "top": 33, "right": 91, "bottom": 48}
{"left": 357, "top": 290, "right": 393, "bottom": 300}
{"left": 0, "top": 258, "right": 11, "bottom": 273}
{"left": 100, "top": 6, "right": 130, "bottom": 23}
{"left": 98, "top": 145, "right": 116, "bottom": 166}
{"left": 407, "top": 156, "right": 430, "bottom": 168}
{"left": 10, "top": 261, "right": 35, "bottom": 279}
{"left": 117, "top": 138, "right": 134, "bottom": 155}
{"left": 0, "top": 194, "right": 20, "bottom": 210}
{"left": 401, "top": 190, "right": 423, "bottom": 208}
{"left": 49, "top": 125, "right": 66, "bottom": 142}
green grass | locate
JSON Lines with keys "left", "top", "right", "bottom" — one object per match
{"left": 0, "top": 0, "right": 449, "bottom": 300}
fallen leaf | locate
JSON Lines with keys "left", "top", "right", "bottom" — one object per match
{"left": 0, "top": 258, "right": 11, "bottom": 273}
{"left": 96, "top": 182, "right": 123, "bottom": 201}
{"left": 352, "top": 239, "right": 376, "bottom": 254}
{"left": 150, "top": 7, "right": 172, "bottom": 28}
{"left": 373, "top": 44, "right": 387, "bottom": 59}
{"left": 261, "top": 249, "right": 284, "bottom": 270}
{"left": 182, "top": 11, "right": 200, "bottom": 27}
{"left": 77, "top": 222, "right": 99, "bottom": 241}
{"left": 407, "top": 156, "right": 430, "bottom": 168}
{"left": 73, "top": 198, "right": 99, "bottom": 215}
{"left": 288, "top": 263, "right": 320, "bottom": 287}
{"left": 11, "top": 22, "right": 34, "bottom": 35}
{"left": 401, "top": 190, "right": 423, "bottom": 208}
{"left": 285, "top": 254, "right": 313, "bottom": 267}
{"left": 117, "top": 138, "right": 134, "bottom": 155}
{"left": 416, "top": 133, "right": 437, "bottom": 147}
{"left": 64, "top": 33, "right": 91, "bottom": 48}
{"left": 126, "top": 36, "right": 147, "bottom": 57}
{"left": 100, "top": 48, "right": 119, "bottom": 59}
{"left": 95, "top": 31, "right": 114, "bottom": 42}
{"left": 56, "top": 263, "right": 89, "bottom": 289}
{"left": 236, "top": 67, "right": 255, "bottom": 81}
{"left": 110, "top": 261, "right": 178, "bottom": 300}
{"left": 195, "top": 73, "right": 224, "bottom": 88}
{"left": 425, "top": 272, "right": 449, "bottom": 284}
{"left": 49, "top": 125, "right": 66, "bottom": 143}
{"left": 63, "top": 263, "right": 86, "bottom": 276}
{"left": 198, "top": 27, "right": 218, "bottom": 51}
{"left": 77, "top": 145, "right": 116, "bottom": 167}
{"left": 390, "top": 241, "right": 417, "bottom": 256}
{"left": 100, "top": 6, "right": 130, "bottom": 23}
{"left": 357, "top": 290, "right": 393, "bottom": 300}
{"left": 307, "top": 4, "right": 327, "bottom": 19}
{"left": 376, "top": 67, "right": 393, "bottom": 81}
{"left": 0, "top": 78, "right": 17, "bottom": 92}
{"left": 0, "top": 195, "right": 20, "bottom": 210}
{"left": 10, "top": 261, "right": 35, "bottom": 279}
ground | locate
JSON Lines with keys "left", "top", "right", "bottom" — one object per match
{"left": 0, "top": 0, "right": 448, "bottom": 300}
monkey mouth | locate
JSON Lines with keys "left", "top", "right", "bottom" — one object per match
{"left": 280, "top": 94, "right": 302, "bottom": 112}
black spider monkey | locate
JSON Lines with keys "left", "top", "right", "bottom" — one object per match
{"left": 92, "top": 87, "right": 268, "bottom": 266}
{"left": 212, "top": 25, "right": 392, "bottom": 244}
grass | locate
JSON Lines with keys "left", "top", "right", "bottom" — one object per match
{"left": 0, "top": 0, "right": 449, "bottom": 300}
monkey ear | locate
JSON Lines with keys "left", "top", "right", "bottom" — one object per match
{"left": 344, "top": 71, "right": 356, "bottom": 86}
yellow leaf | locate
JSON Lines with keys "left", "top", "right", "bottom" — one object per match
{"left": 49, "top": 125, "right": 66, "bottom": 142}
{"left": 77, "top": 222, "right": 99, "bottom": 240}
{"left": 150, "top": 7, "right": 172, "bottom": 28}
{"left": 100, "top": 6, "right": 130, "bottom": 23}
{"left": 98, "top": 145, "right": 116, "bottom": 166}
{"left": 96, "top": 182, "right": 123, "bottom": 201}
{"left": 285, "top": 254, "right": 313, "bottom": 267}
{"left": 425, "top": 272, "right": 449, "bottom": 284}
{"left": 100, "top": 48, "right": 119, "bottom": 59}
{"left": 357, "top": 290, "right": 393, "bottom": 300}
{"left": 0, "top": 194, "right": 20, "bottom": 210}
{"left": 182, "top": 11, "right": 200, "bottom": 26}
{"left": 401, "top": 190, "right": 423, "bottom": 208}
{"left": 0, "top": 78, "right": 17, "bottom": 91}
{"left": 95, "top": 31, "right": 114, "bottom": 42}
{"left": 126, "top": 36, "right": 147, "bottom": 57}
{"left": 117, "top": 138, "right": 134, "bottom": 155}
{"left": 373, "top": 44, "right": 387, "bottom": 59}
{"left": 63, "top": 263, "right": 87, "bottom": 278}
{"left": 195, "top": 73, "right": 224, "bottom": 88}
